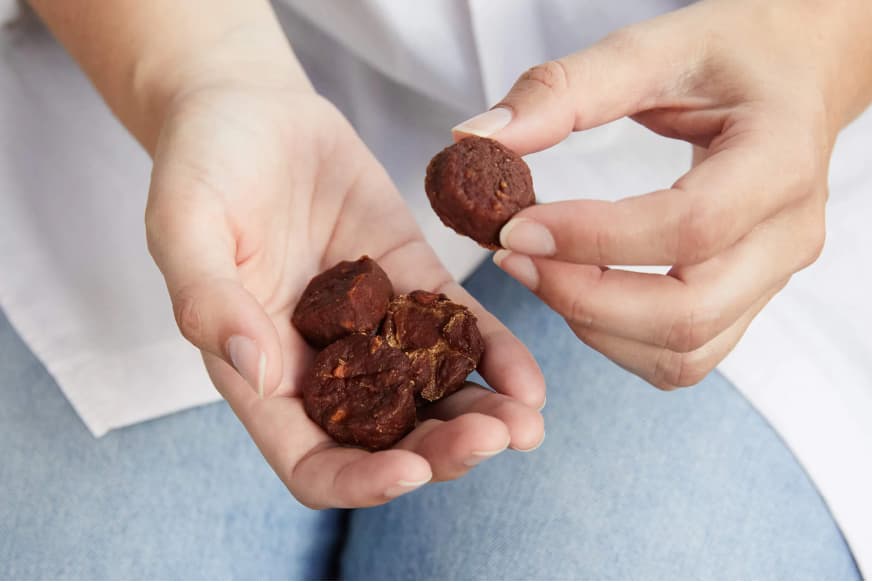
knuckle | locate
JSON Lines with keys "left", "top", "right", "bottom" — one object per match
{"left": 517, "top": 60, "right": 571, "bottom": 95}
{"left": 779, "top": 145, "right": 818, "bottom": 202}
{"left": 172, "top": 287, "right": 202, "bottom": 344}
{"left": 567, "top": 295, "right": 595, "bottom": 330}
{"left": 650, "top": 379, "right": 679, "bottom": 392}
{"left": 676, "top": 355, "right": 713, "bottom": 387}
{"left": 653, "top": 348, "right": 712, "bottom": 389}
{"left": 664, "top": 304, "right": 716, "bottom": 353}
{"left": 144, "top": 206, "right": 167, "bottom": 260}
{"left": 800, "top": 212, "right": 827, "bottom": 268}
{"left": 144, "top": 202, "right": 186, "bottom": 266}
{"left": 652, "top": 348, "right": 683, "bottom": 388}
{"left": 593, "top": 225, "right": 616, "bottom": 265}
{"left": 676, "top": 203, "right": 722, "bottom": 264}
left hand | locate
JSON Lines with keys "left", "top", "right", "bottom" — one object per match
{"left": 146, "top": 83, "right": 545, "bottom": 508}
{"left": 453, "top": 0, "right": 872, "bottom": 389}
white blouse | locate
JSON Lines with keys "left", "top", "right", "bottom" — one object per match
{"left": 0, "top": 0, "right": 869, "bottom": 573}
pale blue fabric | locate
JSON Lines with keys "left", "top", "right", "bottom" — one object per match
{"left": 0, "top": 314, "right": 344, "bottom": 579}
{"left": 0, "top": 261, "right": 860, "bottom": 579}
{"left": 341, "top": 262, "right": 861, "bottom": 580}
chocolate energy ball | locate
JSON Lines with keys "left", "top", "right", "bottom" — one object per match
{"left": 382, "top": 291, "right": 485, "bottom": 403}
{"left": 425, "top": 135, "right": 536, "bottom": 249}
{"left": 302, "top": 334, "right": 417, "bottom": 451}
{"left": 292, "top": 256, "right": 393, "bottom": 349}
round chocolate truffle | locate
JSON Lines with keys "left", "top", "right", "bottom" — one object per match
{"left": 382, "top": 291, "right": 485, "bottom": 403}
{"left": 302, "top": 334, "right": 416, "bottom": 450}
{"left": 425, "top": 136, "right": 535, "bottom": 249}
{"left": 292, "top": 256, "right": 393, "bottom": 349}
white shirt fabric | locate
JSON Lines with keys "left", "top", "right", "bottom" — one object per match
{"left": 0, "top": 0, "right": 869, "bottom": 574}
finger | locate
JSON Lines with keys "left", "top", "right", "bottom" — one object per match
{"left": 573, "top": 280, "right": 787, "bottom": 390}
{"left": 373, "top": 240, "right": 547, "bottom": 410}
{"left": 452, "top": 21, "right": 694, "bottom": 154}
{"left": 495, "top": 199, "right": 825, "bottom": 353}
{"left": 442, "top": 281, "right": 547, "bottom": 409}
{"left": 204, "top": 353, "right": 433, "bottom": 509}
{"left": 290, "top": 447, "right": 432, "bottom": 509}
{"left": 396, "top": 413, "right": 511, "bottom": 482}
{"left": 146, "top": 172, "right": 282, "bottom": 398}
{"left": 421, "top": 384, "right": 545, "bottom": 452}
{"left": 498, "top": 127, "right": 815, "bottom": 266}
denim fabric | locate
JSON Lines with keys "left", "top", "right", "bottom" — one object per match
{"left": 0, "top": 260, "right": 860, "bottom": 580}
{"left": 0, "top": 313, "right": 343, "bottom": 579}
{"left": 339, "top": 261, "right": 861, "bottom": 580}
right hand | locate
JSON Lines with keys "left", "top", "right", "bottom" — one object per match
{"left": 454, "top": 0, "right": 872, "bottom": 390}
{"left": 145, "top": 82, "right": 546, "bottom": 509}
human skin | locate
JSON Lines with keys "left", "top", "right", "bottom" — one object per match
{"left": 454, "top": 0, "right": 872, "bottom": 389}
{"left": 29, "top": 0, "right": 546, "bottom": 509}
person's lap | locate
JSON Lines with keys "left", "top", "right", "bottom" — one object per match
{"left": 0, "top": 312, "right": 343, "bottom": 579}
{"left": 0, "top": 261, "right": 860, "bottom": 579}
{"left": 341, "top": 262, "right": 860, "bottom": 580}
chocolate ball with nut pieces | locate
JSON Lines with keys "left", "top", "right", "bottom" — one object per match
{"left": 302, "top": 334, "right": 417, "bottom": 451}
{"left": 382, "top": 290, "right": 485, "bottom": 403}
{"left": 292, "top": 255, "right": 393, "bottom": 349}
{"left": 425, "top": 135, "right": 535, "bottom": 249}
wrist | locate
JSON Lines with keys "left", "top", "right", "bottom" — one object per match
{"left": 30, "top": 0, "right": 313, "bottom": 156}
{"left": 133, "top": 29, "right": 313, "bottom": 155}
{"left": 801, "top": 0, "right": 872, "bottom": 130}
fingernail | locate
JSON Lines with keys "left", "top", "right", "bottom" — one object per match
{"left": 500, "top": 218, "right": 556, "bottom": 256}
{"left": 515, "top": 431, "right": 546, "bottom": 453}
{"left": 538, "top": 396, "right": 547, "bottom": 411}
{"left": 493, "top": 250, "right": 540, "bottom": 290}
{"left": 452, "top": 107, "right": 513, "bottom": 137}
{"left": 226, "top": 335, "right": 267, "bottom": 398}
{"left": 464, "top": 439, "right": 510, "bottom": 467}
{"left": 384, "top": 476, "right": 432, "bottom": 498}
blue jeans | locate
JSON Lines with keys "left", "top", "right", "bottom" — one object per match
{"left": 0, "top": 261, "right": 860, "bottom": 580}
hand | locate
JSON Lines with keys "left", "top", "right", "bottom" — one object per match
{"left": 454, "top": 0, "right": 872, "bottom": 389}
{"left": 145, "top": 84, "right": 545, "bottom": 508}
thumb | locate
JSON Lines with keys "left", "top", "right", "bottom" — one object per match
{"left": 146, "top": 200, "right": 283, "bottom": 399}
{"left": 452, "top": 26, "right": 688, "bottom": 154}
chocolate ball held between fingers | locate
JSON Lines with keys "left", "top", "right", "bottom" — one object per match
{"left": 382, "top": 291, "right": 485, "bottom": 403}
{"left": 302, "top": 334, "right": 417, "bottom": 451}
{"left": 292, "top": 255, "right": 393, "bottom": 348}
{"left": 425, "top": 135, "right": 535, "bottom": 249}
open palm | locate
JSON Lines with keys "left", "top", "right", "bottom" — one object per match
{"left": 145, "top": 87, "right": 545, "bottom": 508}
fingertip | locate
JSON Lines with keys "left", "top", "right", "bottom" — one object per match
{"left": 493, "top": 249, "right": 511, "bottom": 267}
{"left": 225, "top": 330, "right": 283, "bottom": 399}
{"left": 376, "top": 449, "right": 433, "bottom": 500}
{"left": 376, "top": 448, "right": 434, "bottom": 482}
{"left": 451, "top": 107, "right": 513, "bottom": 140}
{"left": 514, "top": 430, "right": 546, "bottom": 453}
{"left": 407, "top": 413, "right": 510, "bottom": 481}
{"left": 477, "top": 396, "right": 545, "bottom": 453}
{"left": 499, "top": 217, "right": 557, "bottom": 257}
{"left": 516, "top": 376, "right": 547, "bottom": 411}
{"left": 225, "top": 335, "right": 261, "bottom": 395}
{"left": 300, "top": 447, "right": 434, "bottom": 509}
{"left": 517, "top": 366, "right": 547, "bottom": 411}
{"left": 493, "top": 251, "right": 540, "bottom": 291}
